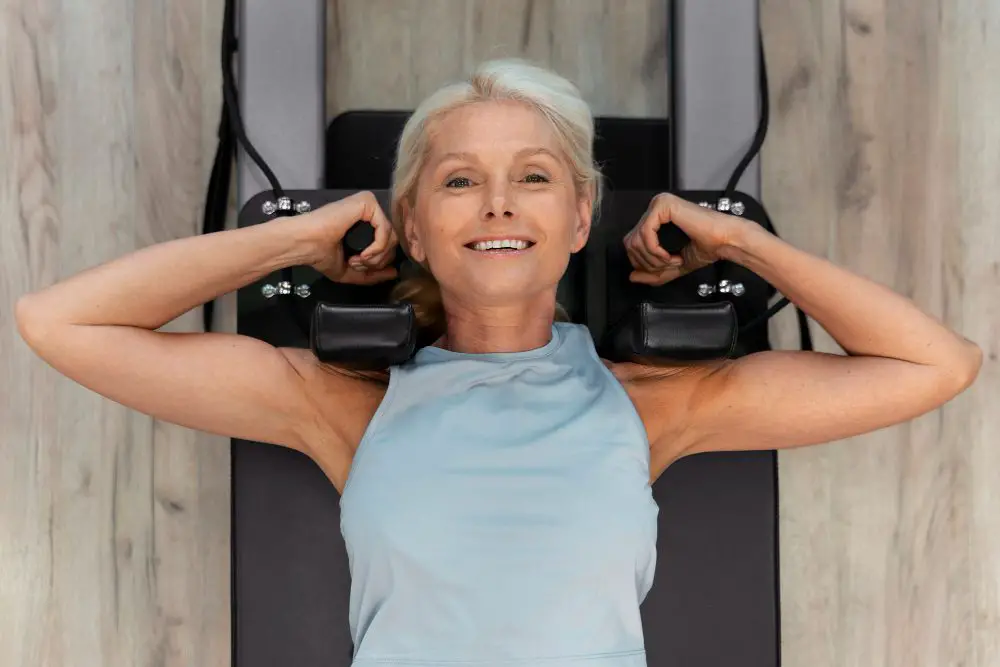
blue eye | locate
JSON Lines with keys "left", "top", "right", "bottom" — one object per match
{"left": 446, "top": 176, "right": 473, "bottom": 188}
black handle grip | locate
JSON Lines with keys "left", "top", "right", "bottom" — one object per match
{"left": 657, "top": 222, "right": 691, "bottom": 255}
{"left": 344, "top": 220, "right": 375, "bottom": 257}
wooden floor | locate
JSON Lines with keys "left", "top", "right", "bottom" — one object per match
{"left": 761, "top": 1, "right": 1000, "bottom": 664}
{"left": 1, "top": 1, "right": 996, "bottom": 666}
{"left": 1, "top": 1, "right": 232, "bottom": 665}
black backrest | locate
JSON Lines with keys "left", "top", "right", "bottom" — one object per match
{"left": 326, "top": 111, "right": 672, "bottom": 191}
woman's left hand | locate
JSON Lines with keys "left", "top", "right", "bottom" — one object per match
{"left": 624, "top": 192, "right": 744, "bottom": 286}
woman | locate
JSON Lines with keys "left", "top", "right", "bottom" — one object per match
{"left": 16, "top": 60, "right": 982, "bottom": 666}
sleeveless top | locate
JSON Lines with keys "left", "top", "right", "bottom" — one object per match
{"left": 339, "top": 322, "right": 660, "bottom": 667}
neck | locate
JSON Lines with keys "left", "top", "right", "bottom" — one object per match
{"left": 435, "top": 291, "right": 557, "bottom": 354}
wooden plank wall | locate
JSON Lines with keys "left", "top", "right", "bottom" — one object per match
{"left": 1, "top": 1, "right": 231, "bottom": 666}
{"left": 1, "top": 1, "right": 996, "bottom": 666}
{"left": 326, "top": 0, "right": 669, "bottom": 119}
{"left": 762, "top": 2, "right": 999, "bottom": 665}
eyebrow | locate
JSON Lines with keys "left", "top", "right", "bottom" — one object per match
{"left": 433, "top": 147, "right": 561, "bottom": 165}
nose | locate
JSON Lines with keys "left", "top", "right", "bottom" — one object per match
{"left": 481, "top": 182, "right": 516, "bottom": 220}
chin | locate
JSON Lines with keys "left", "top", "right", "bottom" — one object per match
{"left": 469, "top": 276, "right": 534, "bottom": 300}
{"left": 458, "top": 271, "right": 561, "bottom": 306}
{"left": 435, "top": 250, "right": 569, "bottom": 303}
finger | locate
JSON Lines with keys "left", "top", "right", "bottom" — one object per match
{"left": 369, "top": 245, "right": 398, "bottom": 269}
{"left": 628, "top": 237, "right": 669, "bottom": 272}
{"left": 363, "top": 242, "right": 398, "bottom": 267}
{"left": 640, "top": 222, "right": 674, "bottom": 262}
{"left": 624, "top": 232, "right": 655, "bottom": 272}
{"left": 328, "top": 192, "right": 378, "bottom": 237}
{"left": 337, "top": 265, "right": 396, "bottom": 285}
{"left": 350, "top": 191, "right": 392, "bottom": 255}
{"left": 639, "top": 198, "right": 682, "bottom": 264}
{"left": 629, "top": 266, "right": 684, "bottom": 286}
{"left": 626, "top": 245, "right": 657, "bottom": 273}
{"left": 628, "top": 271, "right": 657, "bottom": 285}
{"left": 635, "top": 242, "right": 670, "bottom": 271}
{"left": 356, "top": 266, "right": 398, "bottom": 284}
{"left": 361, "top": 217, "right": 393, "bottom": 261}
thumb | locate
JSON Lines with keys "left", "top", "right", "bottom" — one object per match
{"left": 354, "top": 267, "right": 398, "bottom": 285}
{"left": 629, "top": 267, "right": 684, "bottom": 286}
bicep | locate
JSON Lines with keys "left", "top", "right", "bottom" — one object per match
{"left": 665, "top": 350, "right": 975, "bottom": 459}
{"left": 20, "top": 321, "right": 321, "bottom": 452}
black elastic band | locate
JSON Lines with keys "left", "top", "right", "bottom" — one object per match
{"left": 204, "top": 0, "right": 312, "bottom": 338}
{"left": 729, "top": 28, "right": 813, "bottom": 352}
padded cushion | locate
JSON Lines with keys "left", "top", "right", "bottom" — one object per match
{"left": 310, "top": 302, "right": 417, "bottom": 369}
{"left": 599, "top": 301, "right": 738, "bottom": 363}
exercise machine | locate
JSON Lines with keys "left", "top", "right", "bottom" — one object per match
{"left": 214, "top": 1, "right": 812, "bottom": 665}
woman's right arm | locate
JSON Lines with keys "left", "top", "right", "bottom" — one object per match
{"left": 14, "top": 192, "right": 398, "bottom": 455}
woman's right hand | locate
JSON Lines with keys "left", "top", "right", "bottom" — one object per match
{"left": 301, "top": 191, "right": 400, "bottom": 285}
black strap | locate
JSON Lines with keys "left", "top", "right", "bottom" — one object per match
{"left": 204, "top": 0, "right": 313, "bottom": 338}
{"left": 724, "top": 27, "right": 813, "bottom": 352}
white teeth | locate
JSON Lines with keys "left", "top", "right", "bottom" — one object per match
{"left": 472, "top": 239, "right": 530, "bottom": 251}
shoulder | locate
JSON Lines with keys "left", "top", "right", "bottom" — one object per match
{"left": 277, "top": 348, "right": 393, "bottom": 492}
{"left": 280, "top": 346, "right": 390, "bottom": 388}
{"left": 599, "top": 357, "right": 718, "bottom": 385}
{"left": 600, "top": 357, "right": 729, "bottom": 470}
{"left": 280, "top": 346, "right": 390, "bottom": 444}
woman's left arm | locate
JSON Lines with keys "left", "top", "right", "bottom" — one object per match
{"left": 627, "top": 195, "right": 984, "bottom": 464}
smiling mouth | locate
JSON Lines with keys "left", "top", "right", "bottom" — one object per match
{"left": 464, "top": 240, "right": 537, "bottom": 253}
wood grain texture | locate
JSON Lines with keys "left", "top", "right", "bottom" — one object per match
{"left": 1, "top": 0, "right": 230, "bottom": 666}
{"left": 326, "top": 0, "right": 669, "bottom": 119}
{"left": 760, "top": 1, "right": 999, "bottom": 666}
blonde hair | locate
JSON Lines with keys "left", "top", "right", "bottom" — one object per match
{"left": 387, "top": 58, "right": 603, "bottom": 341}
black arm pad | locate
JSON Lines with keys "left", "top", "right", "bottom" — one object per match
{"left": 310, "top": 302, "right": 417, "bottom": 370}
{"left": 311, "top": 300, "right": 738, "bottom": 370}
{"left": 599, "top": 301, "right": 738, "bottom": 363}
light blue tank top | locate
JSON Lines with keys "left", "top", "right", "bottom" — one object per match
{"left": 340, "top": 321, "right": 660, "bottom": 667}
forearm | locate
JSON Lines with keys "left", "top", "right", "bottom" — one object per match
{"left": 721, "top": 224, "right": 982, "bottom": 375}
{"left": 17, "top": 216, "right": 321, "bottom": 331}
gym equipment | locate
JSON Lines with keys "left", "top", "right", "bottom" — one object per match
{"left": 209, "top": 1, "right": 814, "bottom": 666}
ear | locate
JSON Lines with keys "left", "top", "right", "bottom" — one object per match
{"left": 570, "top": 190, "right": 594, "bottom": 254}
{"left": 401, "top": 199, "right": 426, "bottom": 263}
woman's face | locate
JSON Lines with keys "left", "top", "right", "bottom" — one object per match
{"left": 403, "top": 100, "right": 593, "bottom": 309}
